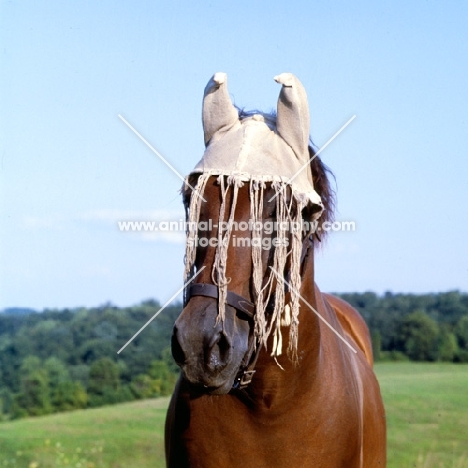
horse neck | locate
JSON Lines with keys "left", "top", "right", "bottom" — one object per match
{"left": 245, "top": 251, "right": 322, "bottom": 408}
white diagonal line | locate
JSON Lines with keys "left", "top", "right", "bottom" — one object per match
{"left": 290, "top": 115, "right": 356, "bottom": 183}
{"left": 268, "top": 115, "right": 356, "bottom": 202}
{"left": 118, "top": 114, "right": 206, "bottom": 202}
{"left": 269, "top": 267, "right": 357, "bottom": 353}
{"left": 117, "top": 266, "right": 205, "bottom": 354}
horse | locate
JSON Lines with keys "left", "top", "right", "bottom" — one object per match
{"left": 165, "top": 73, "right": 386, "bottom": 467}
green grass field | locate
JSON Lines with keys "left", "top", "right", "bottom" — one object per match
{"left": 377, "top": 362, "right": 468, "bottom": 467}
{"left": 0, "top": 363, "right": 467, "bottom": 467}
{"left": 0, "top": 398, "right": 169, "bottom": 468}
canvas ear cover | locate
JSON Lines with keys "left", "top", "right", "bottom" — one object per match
{"left": 274, "top": 73, "right": 310, "bottom": 165}
{"left": 195, "top": 72, "right": 323, "bottom": 211}
{"left": 203, "top": 72, "right": 311, "bottom": 163}
{"left": 202, "top": 72, "right": 239, "bottom": 146}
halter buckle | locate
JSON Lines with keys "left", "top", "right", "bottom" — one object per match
{"left": 234, "top": 369, "right": 256, "bottom": 390}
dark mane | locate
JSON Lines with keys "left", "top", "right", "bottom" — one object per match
{"left": 238, "top": 108, "right": 336, "bottom": 242}
{"left": 308, "top": 144, "right": 336, "bottom": 241}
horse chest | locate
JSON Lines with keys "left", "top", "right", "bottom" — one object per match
{"left": 173, "top": 391, "right": 363, "bottom": 468}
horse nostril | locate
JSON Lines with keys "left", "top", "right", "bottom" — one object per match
{"left": 217, "top": 333, "right": 230, "bottom": 361}
{"left": 171, "top": 329, "right": 186, "bottom": 366}
{"left": 205, "top": 332, "right": 231, "bottom": 371}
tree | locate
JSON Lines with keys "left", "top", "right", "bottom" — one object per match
{"left": 69, "top": 364, "right": 90, "bottom": 389}
{"left": 19, "top": 355, "right": 42, "bottom": 377}
{"left": 88, "top": 357, "right": 120, "bottom": 395}
{"left": 44, "top": 357, "right": 70, "bottom": 388}
{"left": 148, "top": 360, "right": 177, "bottom": 396}
{"left": 437, "top": 326, "right": 458, "bottom": 362}
{"left": 43, "top": 357, "right": 88, "bottom": 411}
{"left": 0, "top": 388, "right": 13, "bottom": 415}
{"left": 14, "top": 368, "right": 51, "bottom": 417}
{"left": 130, "top": 374, "right": 158, "bottom": 399}
{"left": 396, "top": 310, "right": 439, "bottom": 361}
{"left": 52, "top": 381, "right": 87, "bottom": 411}
{"left": 454, "top": 316, "right": 468, "bottom": 362}
{"left": 88, "top": 357, "right": 124, "bottom": 407}
{"left": 371, "top": 331, "right": 381, "bottom": 362}
{"left": 455, "top": 315, "right": 468, "bottom": 350}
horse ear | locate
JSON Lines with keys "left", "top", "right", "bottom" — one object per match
{"left": 274, "top": 73, "right": 310, "bottom": 162}
{"left": 202, "top": 72, "right": 239, "bottom": 146}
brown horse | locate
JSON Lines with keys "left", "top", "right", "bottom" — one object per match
{"left": 165, "top": 73, "right": 386, "bottom": 467}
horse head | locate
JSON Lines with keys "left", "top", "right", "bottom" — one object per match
{"left": 171, "top": 73, "right": 330, "bottom": 394}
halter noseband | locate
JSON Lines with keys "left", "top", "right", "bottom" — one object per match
{"left": 185, "top": 283, "right": 255, "bottom": 319}
{"left": 184, "top": 234, "right": 314, "bottom": 390}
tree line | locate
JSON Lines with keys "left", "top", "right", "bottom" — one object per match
{"left": 339, "top": 290, "right": 468, "bottom": 362}
{"left": 0, "top": 300, "right": 179, "bottom": 420}
{"left": 1, "top": 291, "right": 468, "bottom": 420}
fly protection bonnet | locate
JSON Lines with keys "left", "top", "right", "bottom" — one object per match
{"left": 184, "top": 73, "right": 324, "bottom": 362}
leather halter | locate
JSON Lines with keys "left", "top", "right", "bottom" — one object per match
{"left": 184, "top": 234, "right": 314, "bottom": 390}
{"left": 186, "top": 283, "right": 255, "bottom": 319}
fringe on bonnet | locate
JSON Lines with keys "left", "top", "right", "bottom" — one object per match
{"left": 183, "top": 172, "right": 309, "bottom": 363}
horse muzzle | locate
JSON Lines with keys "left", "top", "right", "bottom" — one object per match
{"left": 171, "top": 297, "right": 250, "bottom": 394}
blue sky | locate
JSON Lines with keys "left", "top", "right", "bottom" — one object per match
{"left": 1, "top": 0, "right": 467, "bottom": 309}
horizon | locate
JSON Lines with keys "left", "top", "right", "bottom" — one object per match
{"left": 2, "top": 288, "right": 467, "bottom": 313}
